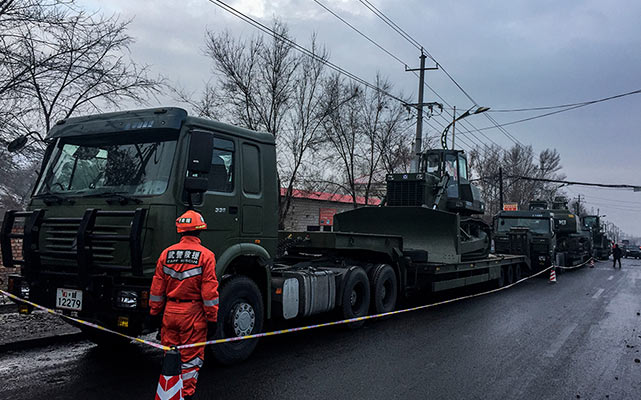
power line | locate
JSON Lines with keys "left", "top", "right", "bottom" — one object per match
{"left": 488, "top": 88, "right": 641, "bottom": 112}
{"left": 358, "top": 0, "right": 423, "bottom": 51}
{"left": 208, "top": 0, "right": 408, "bottom": 105}
{"left": 311, "top": 0, "right": 408, "bottom": 67}
{"left": 312, "top": 0, "right": 501, "bottom": 151}
{"left": 355, "top": 2, "right": 523, "bottom": 149}
{"left": 510, "top": 176, "right": 641, "bottom": 190}
{"left": 460, "top": 87, "right": 641, "bottom": 133}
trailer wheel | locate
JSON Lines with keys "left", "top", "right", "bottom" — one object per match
{"left": 209, "top": 275, "right": 264, "bottom": 365}
{"left": 370, "top": 264, "right": 398, "bottom": 314}
{"left": 341, "top": 267, "right": 370, "bottom": 329}
{"left": 513, "top": 264, "right": 522, "bottom": 281}
{"left": 496, "top": 267, "right": 505, "bottom": 288}
{"left": 505, "top": 265, "right": 514, "bottom": 285}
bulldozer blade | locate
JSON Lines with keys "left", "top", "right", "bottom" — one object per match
{"left": 334, "top": 206, "right": 460, "bottom": 264}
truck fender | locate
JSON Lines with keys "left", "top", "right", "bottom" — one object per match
{"left": 215, "top": 243, "right": 272, "bottom": 318}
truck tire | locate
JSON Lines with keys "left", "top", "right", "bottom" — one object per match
{"left": 505, "top": 265, "right": 514, "bottom": 285}
{"left": 340, "top": 267, "right": 370, "bottom": 329}
{"left": 513, "top": 264, "right": 522, "bottom": 281}
{"left": 496, "top": 266, "right": 505, "bottom": 288}
{"left": 370, "top": 264, "right": 398, "bottom": 314}
{"left": 209, "top": 275, "right": 264, "bottom": 365}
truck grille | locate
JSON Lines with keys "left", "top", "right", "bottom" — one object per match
{"left": 42, "top": 222, "right": 117, "bottom": 264}
{"left": 387, "top": 180, "right": 425, "bottom": 206}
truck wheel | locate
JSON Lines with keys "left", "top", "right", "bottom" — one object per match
{"left": 505, "top": 265, "right": 514, "bottom": 285}
{"left": 341, "top": 267, "right": 370, "bottom": 329}
{"left": 496, "top": 266, "right": 505, "bottom": 288}
{"left": 209, "top": 275, "right": 264, "bottom": 365}
{"left": 514, "top": 264, "right": 522, "bottom": 281}
{"left": 370, "top": 264, "right": 398, "bottom": 314}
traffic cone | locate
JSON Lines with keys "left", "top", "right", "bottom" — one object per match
{"left": 156, "top": 349, "right": 183, "bottom": 400}
{"left": 549, "top": 267, "right": 557, "bottom": 283}
{"left": 590, "top": 259, "right": 595, "bottom": 268}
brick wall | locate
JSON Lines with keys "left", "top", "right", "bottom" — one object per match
{"left": 282, "top": 198, "right": 357, "bottom": 231}
{"left": 0, "top": 223, "right": 23, "bottom": 291}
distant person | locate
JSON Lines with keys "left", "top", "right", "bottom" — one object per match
{"left": 612, "top": 244, "right": 623, "bottom": 269}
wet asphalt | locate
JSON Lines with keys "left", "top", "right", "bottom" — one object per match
{"left": 1, "top": 258, "right": 640, "bottom": 400}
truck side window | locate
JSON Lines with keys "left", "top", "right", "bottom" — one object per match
{"left": 209, "top": 137, "right": 234, "bottom": 193}
{"left": 458, "top": 154, "right": 468, "bottom": 183}
{"left": 242, "top": 143, "right": 261, "bottom": 194}
{"left": 445, "top": 154, "right": 458, "bottom": 181}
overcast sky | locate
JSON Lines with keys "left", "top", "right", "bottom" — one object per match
{"left": 81, "top": 0, "right": 641, "bottom": 236}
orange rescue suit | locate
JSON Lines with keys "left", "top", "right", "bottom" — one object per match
{"left": 149, "top": 235, "right": 219, "bottom": 397}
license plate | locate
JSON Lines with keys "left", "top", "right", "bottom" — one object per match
{"left": 56, "top": 288, "right": 83, "bottom": 311}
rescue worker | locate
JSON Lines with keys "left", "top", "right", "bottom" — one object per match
{"left": 612, "top": 244, "right": 623, "bottom": 269}
{"left": 149, "top": 210, "right": 219, "bottom": 399}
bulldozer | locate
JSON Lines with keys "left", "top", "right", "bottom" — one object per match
{"left": 334, "top": 149, "right": 491, "bottom": 264}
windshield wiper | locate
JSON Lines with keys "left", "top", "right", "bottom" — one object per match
{"left": 79, "top": 191, "right": 142, "bottom": 205}
{"left": 33, "top": 192, "right": 75, "bottom": 205}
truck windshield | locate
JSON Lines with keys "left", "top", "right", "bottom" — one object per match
{"left": 583, "top": 216, "right": 598, "bottom": 229}
{"left": 497, "top": 217, "right": 551, "bottom": 234}
{"left": 35, "top": 131, "right": 178, "bottom": 197}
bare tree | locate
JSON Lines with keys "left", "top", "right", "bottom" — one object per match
{"left": 277, "top": 36, "right": 331, "bottom": 226}
{"left": 470, "top": 144, "right": 566, "bottom": 217}
{"left": 203, "top": 21, "right": 299, "bottom": 136}
{"left": 0, "top": 0, "right": 163, "bottom": 213}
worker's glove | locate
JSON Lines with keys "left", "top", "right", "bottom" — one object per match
{"left": 207, "top": 321, "right": 218, "bottom": 340}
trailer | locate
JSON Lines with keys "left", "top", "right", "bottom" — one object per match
{"left": 2, "top": 107, "right": 529, "bottom": 365}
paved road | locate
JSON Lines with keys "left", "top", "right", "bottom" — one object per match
{"left": 2, "top": 258, "right": 641, "bottom": 400}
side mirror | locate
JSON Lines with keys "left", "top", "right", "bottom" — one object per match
{"left": 188, "top": 131, "right": 213, "bottom": 174}
{"left": 7, "top": 131, "right": 43, "bottom": 152}
{"left": 8, "top": 135, "right": 29, "bottom": 152}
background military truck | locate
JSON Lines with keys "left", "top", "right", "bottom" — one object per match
{"left": 549, "top": 196, "right": 592, "bottom": 267}
{"left": 581, "top": 215, "right": 611, "bottom": 260}
{"left": 2, "top": 107, "right": 529, "bottom": 365}
{"left": 493, "top": 200, "right": 556, "bottom": 273}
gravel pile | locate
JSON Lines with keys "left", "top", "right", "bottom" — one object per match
{"left": 0, "top": 310, "right": 80, "bottom": 346}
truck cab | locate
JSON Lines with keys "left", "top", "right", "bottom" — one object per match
{"left": 493, "top": 209, "right": 556, "bottom": 271}
{"left": 1, "top": 108, "right": 277, "bottom": 358}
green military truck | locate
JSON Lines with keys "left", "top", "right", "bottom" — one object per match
{"left": 2, "top": 107, "right": 528, "bottom": 364}
{"left": 493, "top": 203, "right": 556, "bottom": 273}
{"left": 494, "top": 198, "right": 592, "bottom": 270}
{"left": 582, "top": 215, "right": 610, "bottom": 260}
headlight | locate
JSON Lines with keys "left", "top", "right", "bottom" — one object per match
{"left": 115, "top": 290, "right": 138, "bottom": 309}
{"left": 20, "top": 282, "right": 30, "bottom": 299}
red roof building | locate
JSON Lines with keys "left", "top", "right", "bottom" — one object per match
{"left": 280, "top": 188, "right": 381, "bottom": 231}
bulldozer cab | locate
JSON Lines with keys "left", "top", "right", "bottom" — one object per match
{"left": 421, "top": 149, "right": 483, "bottom": 215}
{"left": 385, "top": 149, "right": 483, "bottom": 215}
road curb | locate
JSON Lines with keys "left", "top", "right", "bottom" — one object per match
{"left": 0, "top": 331, "right": 85, "bottom": 353}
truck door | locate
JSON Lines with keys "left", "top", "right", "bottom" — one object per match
{"left": 239, "top": 142, "right": 264, "bottom": 237}
{"left": 199, "top": 134, "right": 240, "bottom": 255}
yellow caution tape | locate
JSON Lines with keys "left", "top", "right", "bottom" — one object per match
{"left": 556, "top": 257, "right": 595, "bottom": 270}
{"left": 0, "top": 289, "right": 171, "bottom": 351}
{"left": 175, "top": 264, "right": 555, "bottom": 350}
{"left": 0, "top": 263, "right": 556, "bottom": 352}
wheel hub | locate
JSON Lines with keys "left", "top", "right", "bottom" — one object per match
{"left": 350, "top": 290, "right": 357, "bottom": 307}
{"left": 232, "top": 302, "right": 255, "bottom": 336}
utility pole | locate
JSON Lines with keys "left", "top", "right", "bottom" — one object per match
{"left": 575, "top": 194, "right": 581, "bottom": 215}
{"left": 499, "top": 167, "right": 504, "bottom": 211}
{"left": 407, "top": 50, "right": 439, "bottom": 172}
{"left": 451, "top": 106, "right": 456, "bottom": 150}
